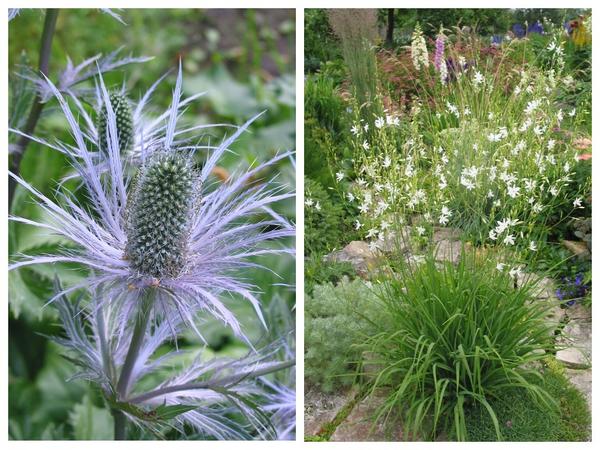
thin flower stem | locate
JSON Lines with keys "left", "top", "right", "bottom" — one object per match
{"left": 9, "top": 8, "right": 59, "bottom": 210}
{"left": 113, "top": 288, "right": 155, "bottom": 439}
{"left": 112, "top": 409, "right": 127, "bottom": 440}
{"left": 128, "top": 359, "right": 296, "bottom": 404}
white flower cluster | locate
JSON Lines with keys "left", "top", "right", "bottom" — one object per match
{"left": 411, "top": 25, "right": 429, "bottom": 71}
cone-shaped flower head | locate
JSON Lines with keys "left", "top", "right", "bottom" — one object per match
{"left": 97, "top": 91, "right": 134, "bottom": 155}
{"left": 126, "top": 153, "right": 195, "bottom": 279}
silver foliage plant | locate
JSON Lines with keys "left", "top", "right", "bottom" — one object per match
{"left": 9, "top": 63, "right": 296, "bottom": 440}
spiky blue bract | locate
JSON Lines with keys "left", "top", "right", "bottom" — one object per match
{"left": 20, "top": 47, "right": 151, "bottom": 102}
{"left": 98, "top": 91, "right": 134, "bottom": 156}
{"left": 52, "top": 283, "right": 293, "bottom": 439}
{"left": 9, "top": 64, "right": 295, "bottom": 344}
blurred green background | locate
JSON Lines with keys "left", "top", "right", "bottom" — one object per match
{"left": 8, "top": 9, "right": 295, "bottom": 439}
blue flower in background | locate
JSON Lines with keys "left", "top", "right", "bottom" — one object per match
{"left": 512, "top": 23, "right": 526, "bottom": 38}
{"left": 555, "top": 272, "right": 590, "bottom": 306}
{"left": 527, "top": 21, "right": 544, "bottom": 35}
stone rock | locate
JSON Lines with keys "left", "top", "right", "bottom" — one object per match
{"left": 434, "top": 240, "right": 470, "bottom": 264}
{"left": 567, "top": 303, "right": 592, "bottom": 322}
{"left": 330, "top": 394, "right": 403, "bottom": 441}
{"left": 556, "top": 305, "right": 591, "bottom": 369}
{"left": 564, "top": 368, "right": 592, "bottom": 408}
{"left": 432, "top": 227, "right": 462, "bottom": 243}
{"left": 304, "top": 386, "right": 356, "bottom": 436}
{"left": 562, "top": 240, "right": 591, "bottom": 260}
{"left": 545, "top": 302, "right": 566, "bottom": 333}
{"left": 556, "top": 347, "right": 590, "bottom": 369}
{"left": 516, "top": 272, "right": 556, "bottom": 299}
{"left": 378, "top": 228, "right": 411, "bottom": 254}
{"left": 326, "top": 241, "right": 379, "bottom": 277}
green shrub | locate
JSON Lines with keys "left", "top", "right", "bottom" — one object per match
{"left": 305, "top": 279, "right": 379, "bottom": 392}
{"left": 305, "top": 74, "right": 347, "bottom": 136}
{"left": 304, "top": 177, "right": 345, "bottom": 255}
{"left": 305, "top": 255, "right": 356, "bottom": 296}
{"left": 363, "top": 250, "right": 557, "bottom": 441}
{"left": 304, "top": 9, "right": 340, "bottom": 73}
{"left": 304, "top": 119, "right": 336, "bottom": 188}
{"left": 463, "top": 360, "right": 590, "bottom": 441}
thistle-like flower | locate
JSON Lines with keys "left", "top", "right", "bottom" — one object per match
{"left": 9, "top": 64, "right": 295, "bottom": 438}
{"left": 11, "top": 62, "right": 294, "bottom": 341}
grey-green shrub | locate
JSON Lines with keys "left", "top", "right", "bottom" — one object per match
{"left": 304, "top": 279, "right": 379, "bottom": 392}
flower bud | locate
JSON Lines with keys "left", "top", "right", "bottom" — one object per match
{"left": 97, "top": 92, "right": 134, "bottom": 156}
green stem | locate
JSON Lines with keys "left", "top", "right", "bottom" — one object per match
{"left": 112, "top": 409, "right": 127, "bottom": 440}
{"left": 113, "top": 288, "right": 154, "bottom": 439}
{"left": 9, "top": 8, "right": 59, "bottom": 210}
{"left": 128, "top": 359, "right": 296, "bottom": 404}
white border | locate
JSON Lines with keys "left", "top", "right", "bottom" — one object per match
{"left": 2, "top": 1, "right": 597, "bottom": 448}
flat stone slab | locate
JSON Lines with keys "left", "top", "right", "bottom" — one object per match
{"left": 326, "top": 241, "right": 379, "bottom": 278}
{"left": 304, "top": 386, "right": 356, "bottom": 436}
{"left": 561, "top": 239, "right": 591, "bottom": 260}
{"left": 330, "top": 394, "right": 403, "bottom": 441}
{"left": 434, "top": 240, "right": 471, "bottom": 264}
{"left": 556, "top": 305, "right": 591, "bottom": 369}
{"left": 432, "top": 227, "right": 462, "bottom": 243}
{"left": 564, "top": 368, "right": 592, "bottom": 409}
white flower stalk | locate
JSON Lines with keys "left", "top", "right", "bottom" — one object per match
{"left": 411, "top": 24, "right": 429, "bottom": 71}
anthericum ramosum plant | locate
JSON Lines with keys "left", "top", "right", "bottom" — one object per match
{"left": 362, "top": 250, "right": 558, "bottom": 441}
{"left": 8, "top": 64, "right": 295, "bottom": 440}
{"left": 330, "top": 27, "right": 589, "bottom": 267}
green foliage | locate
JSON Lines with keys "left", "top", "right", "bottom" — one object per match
{"left": 463, "top": 360, "right": 590, "bottom": 441}
{"left": 304, "top": 279, "right": 379, "bottom": 392}
{"left": 304, "top": 9, "right": 340, "bottom": 73}
{"left": 304, "top": 74, "right": 346, "bottom": 136}
{"left": 304, "top": 177, "right": 346, "bottom": 255}
{"left": 69, "top": 395, "right": 114, "bottom": 440}
{"left": 392, "top": 9, "right": 514, "bottom": 39}
{"left": 304, "top": 118, "right": 345, "bottom": 189}
{"left": 304, "top": 255, "right": 356, "bottom": 296}
{"left": 364, "top": 251, "right": 557, "bottom": 441}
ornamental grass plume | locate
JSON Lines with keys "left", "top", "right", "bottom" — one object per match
{"left": 9, "top": 63, "right": 295, "bottom": 439}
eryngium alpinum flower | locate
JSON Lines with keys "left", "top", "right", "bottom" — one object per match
{"left": 9, "top": 66, "right": 295, "bottom": 343}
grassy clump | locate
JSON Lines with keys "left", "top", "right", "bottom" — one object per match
{"left": 463, "top": 360, "right": 590, "bottom": 441}
{"left": 364, "top": 250, "right": 557, "bottom": 441}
